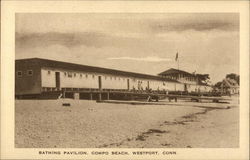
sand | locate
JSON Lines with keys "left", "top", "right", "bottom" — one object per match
{"left": 15, "top": 96, "right": 239, "bottom": 148}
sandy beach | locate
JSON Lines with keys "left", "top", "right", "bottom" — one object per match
{"left": 15, "top": 96, "right": 239, "bottom": 148}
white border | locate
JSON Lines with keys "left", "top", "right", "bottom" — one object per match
{"left": 1, "top": 1, "right": 249, "bottom": 159}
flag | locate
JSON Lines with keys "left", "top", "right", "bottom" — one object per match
{"left": 175, "top": 52, "right": 178, "bottom": 61}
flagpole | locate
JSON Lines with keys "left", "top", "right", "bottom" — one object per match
{"left": 175, "top": 51, "right": 180, "bottom": 82}
{"left": 178, "top": 52, "right": 180, "bottom": 82}
{"left": 178, "top": 56, "right": 179, "bottom": 70}
{"left": 176, "top": 51, "right": 179, "bottom": 70}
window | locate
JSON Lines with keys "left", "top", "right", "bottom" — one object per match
{"left": 17, "top": 71, "right": 22, "bottom": 77}
{"left": 86, "top": 74, "right": 88, "bottom": 78}
{"left": 74, "top": 73, "right": 76, "bottom": 77}
{"left": 64, "top": 72, "right": 67, "bottom": 76}
{"left": 68, "top": 72, "right": 72, "bottom": 78}
{"left": 92, "top": 75, "right": 95, "bottom": 79}
{"left": 80, "top": 74, "right": 82, "bottom": 78}
{"left": 27, "top": 70, "right": 33, "bottom": 76}
{"left": 48, "top": 71, "right": 51, "bottom": 74}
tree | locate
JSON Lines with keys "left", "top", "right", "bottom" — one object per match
{"left": 196, "top": 74, "right": 210, "bottom": 85}
{"left": 226, "top": 73, "right": 239, "bottom": 85}
{"left": 214, "top": 81, "right": 222, "bottom": 89}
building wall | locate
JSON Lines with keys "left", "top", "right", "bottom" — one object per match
{"left": 129, "top": 78, "right": 150, "bottom": 90}
{"left": 102, "top": 75, "right": 127, "bottom": 90}
{"left": 61, "top": 72, "right": 98, "bottom": 89}
{"left": 178, "top": 77, "right": 197, "bottom": 85}
{"left": 129, "top": 78, "right": 178, "bottom": 91}
{"left": 150, "top": 81, "right": 178, "bottom": 91}
{"left": 164, "top": 73, "right": 213, "bottom": 92}
{"left": 176, "top": 83, "right": 184, "bottom": 91}
{"left": 185, "top": 84, "right": 197, "bottom": 92}
{"left": 41, "top": 68, "right": 134, "bottom": 90}
{"left": 166, "top": 82, "right": 177, "bottom": 91}
{"left": 129, "top": 78, "right": 138, "bottom": 90}
{"left": 15, "top": 61, "right": 42, "bottom": 95}
{"left": 149, "top": 80, "right": 163, "bottom": 90}
{"left": 41, "top": 69, "right": 56, "bottom": 87}
{"left": 230, "top": 87, "right": 239, "bottom": 94}
{"left": 16, "top": 59, "right": 213, "bottom": 95}
{"left": 22, "top": 67, "right": 209, "bottom": 94}
{"left": 41, "top": 67, "right": 182, "bottom": 91}
{"left": 164, "top": 74, "right": 197, "bottom": 85}
{"left": 41, "top": 68, "right": 99, "bottom": 89}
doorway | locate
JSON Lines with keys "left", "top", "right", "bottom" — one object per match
{"left": 127, "top": 79, "right": 130, "bottom": 90}
{"left": 184, "top": 83, "right": 187, "bottom": 92}
{"left": 98, "top": 76, "right": 102, "bottom": 90}
{"left": 55, "top": 72, "right": 60, "bottom": 89}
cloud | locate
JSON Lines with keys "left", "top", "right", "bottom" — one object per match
{"left": 16, "top": 32, "right": 109, "bottom": 48}
{"left": 153, "top": 21, "right": 238, "bottom": 32}
{"left": 150, "top": 13, "right": 239, "bottom": 33}
{"left": 107, "top": 56, "right": 172, "bottom": 62}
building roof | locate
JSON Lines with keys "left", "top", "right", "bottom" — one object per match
{"left": 221, "top": 78, "right": 239, "bottom": 88}
{"left": 158, "top": 68, "right": 212, "bottom": 86}
{"left": 158, "top": 68, "right": 195, "bottom": 77}
{"left": 15, "top": 58, "right": 179, "bottom": 83}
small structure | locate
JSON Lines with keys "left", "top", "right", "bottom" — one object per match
{"left": 220, "top": 78, "right": 239, "bottom": 95}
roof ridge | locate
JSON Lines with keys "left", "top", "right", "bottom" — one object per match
{"left": 16, "top": 57, "right": 179, "bottom": 83}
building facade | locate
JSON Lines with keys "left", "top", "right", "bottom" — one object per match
{"left": 15, "top": 58, "right": 212, "bottom": 97}
{"left": 158, "top": 68, "right": 212, "bottom": 93}
{"left": 220, "top": 78, "right": 239, "bottom": 95}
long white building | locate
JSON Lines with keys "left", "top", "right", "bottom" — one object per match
{"left": 15, "top": 58, "right": 212, "bottom": 98}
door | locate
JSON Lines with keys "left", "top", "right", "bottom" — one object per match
{"left": 98, "top": 76, "right": 102, "bottom": 90}
{"left": 127, "top": 79, "right": 130, "bottom": 90}
{"left": 184, "top": 83, "right": 187, "bottom": 92}
{"left": 55, "top": 72, "right": 60, "bottom": 89}
{"left": 147, "top": 81, "right": 150, "bottom": 90}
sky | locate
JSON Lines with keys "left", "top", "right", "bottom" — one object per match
{"left": 15, "top": 13, "right": 239, "bottom": 83}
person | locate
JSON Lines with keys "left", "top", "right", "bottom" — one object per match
{"left": 165, "top": 89, "right": 169, "bottom": 95}
{"left": 132, "top": 86, "right": 136, "bottom": 92}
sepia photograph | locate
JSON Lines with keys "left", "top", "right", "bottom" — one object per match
{"left": 1, "top": 1, "right": 249, "bottom": 160}
{"left": 15, "top": 13, "right": 240, "bottom": 148}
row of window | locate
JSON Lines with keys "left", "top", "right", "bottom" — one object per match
{"left": 18, "top": 70, "right": 189, "bottom": 86}
{"left": 182, "top": 77, "right": 196, "bottom": 81}
{"left": 47, "top": 70, "right": 127, "bottom": 81}
{"left": 16, "top": 70, "right": 33, "bottom": 77}
{"left": 165, "top": 75, "right": 196, "bottom": 82}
